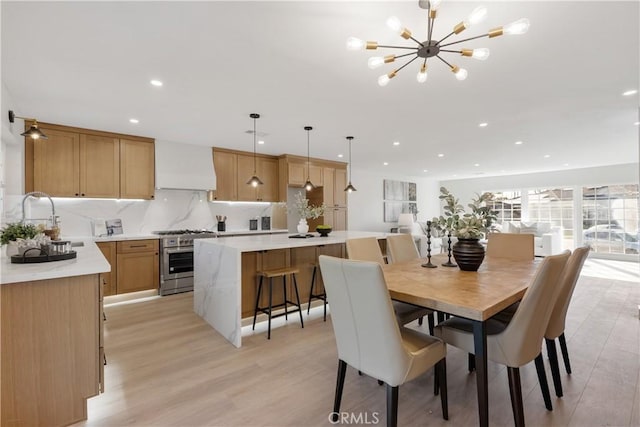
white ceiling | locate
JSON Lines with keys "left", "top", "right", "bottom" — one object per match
{"left": 2, "top": 1, "right": 639, "bottom": 180}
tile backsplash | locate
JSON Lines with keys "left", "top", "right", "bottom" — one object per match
{"left": 2, "top": 190, "right": 282, "bottom": 237}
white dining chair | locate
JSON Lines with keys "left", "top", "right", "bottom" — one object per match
{"left": 346, "top": 237, "right": 432, "bottom": 328}
{"left": 319, "top": 255, "right": 448, "bottom": 427}
{"left": 434, "top": 251, "right": 570, "bottom": 427}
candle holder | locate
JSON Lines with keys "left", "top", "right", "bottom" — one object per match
{"left": 442, "top": 231, "right": 457, "bottom": 267}
{"left": 421, "top": 220, "right": 437, "bottom": 268}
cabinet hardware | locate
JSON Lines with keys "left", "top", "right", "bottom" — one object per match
{"left": 129, "top": 244, "right": 147, "bottom": 248}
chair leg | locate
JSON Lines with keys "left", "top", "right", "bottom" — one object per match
{"left": 468, "top": 353, "right": 476, "bottom": 372}
{"left": 507, "top": 367, "right": 525, "bottom": 427}
{"left": 437, "top": 359, "right": 448, "bottom": 420}
{"left": 546, "top": 338, "right": 563, "bottom": 397}
{"left": 332, "top": 360, "right": 347, "bottom": 422}
{"left": 558, "top": 333, "right": 572, "bottom": 374}
{"left": 534, "top": 353, "right": 553, "bottom": 411}
{"left": 433, "top": 365, "right": 439, "bottom": 396}
{"left": 292, "top": 273, "right": 304, "bottom": 328}
{"left": 418, "top": 316, "right": 423, "bottom": 326}
{"left": 282, "top": 275, "right": 288, "bottom": 320}
{"left": 386, "top": 384, "right": 398, "bottom": 427}
{"left": 427, "top": 313, "right": 435, "bottom": 336}
{"left": 307, "top": 266, "right": 317, "bottom": 315}
{"left": 252, "top": 276, "right": 263, "bottom": 330}
{"left": 267, "top": 278, "right": 273, "bottom": 340}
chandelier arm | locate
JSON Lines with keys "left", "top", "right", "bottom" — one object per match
{"left": 395, "top": 52, "right": 417, "bottom": 60}
{"left": 440, "top": 49, "right": 462, "bottom": 54}
{"left": 408, "top": 36, "right": 425, "bottom": 47}
{"left": 438, "top": 30, "right": 457, "bottom": 44}
{"left": 436, "top": 54, "right": 453, "bottom": 69}
{"left": 440, "top": 33, "right": 488, "bottom": 48}
{"left": 428, "top": 17, "right": 436, "bottom": 45}
{"left": 377, "top": 44, "right": 420, "bottom": 50}
{"left": 395, "top": 54, "right": 420, "bottom": 73}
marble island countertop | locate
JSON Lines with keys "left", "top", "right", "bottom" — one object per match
{"left": 1, "top": 239, "right": 111, "bottom": 285}
{"left": 202, "top": 230, "right": 390, "bottom": 253}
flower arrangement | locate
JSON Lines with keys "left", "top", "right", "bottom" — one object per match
{"left": 432, "top": 187, "right": 497, "bottom": 239}
{"left": 294, "top": 192, "right": 326, "bottom": 220}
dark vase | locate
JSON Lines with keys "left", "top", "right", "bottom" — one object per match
{"left": 452, "top": 238, "right": 485, "bottom": 271}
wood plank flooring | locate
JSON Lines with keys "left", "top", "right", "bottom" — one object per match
{"left": 76, "top": 271, "right": 639, "bottom": 426}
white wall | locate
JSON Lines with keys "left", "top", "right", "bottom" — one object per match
{"left": 347, "top": 168, "right": 440, "bottom": 232}
{"left": 1, "top": 81, "right": 26, "bottom": 217}
{"left": 439, "top": 163, "right": 639, "bottom": 206}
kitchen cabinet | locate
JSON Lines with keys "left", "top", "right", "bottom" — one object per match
{"left": 96, "top": 241, "right": 117, "bottom": 296}
{"left": 120, "top": 139, "right": 155, "bottom": 200}
{"left": 25, "top": 122, "right": 154, "bottom": 199}
{"left": 116, "top": 239, "right": 159, "bottom": 294}
{"left": 324, "top": 207, "right": 348, "bottom": 231}
{"left": 322, "top": 167, "right": 348, "bottom": 208}
{"left": 287, "top": 162, "right": 323, "bottom": 187}
{"left": 1, "top": 274, "right": 102, "bottom": 426}
{"left": 212, "top": 148, "right": 279, "bottom": 202}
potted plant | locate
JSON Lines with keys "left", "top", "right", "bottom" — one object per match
{"left": 293, "top": 192, "right": 325, "bottom": 234}
{"left": 432, "top": 187, "right": 497, "bottom": 271}
{"left": 316, "top": 224, "right": 332, "bottom": 237}
{"left": 0, "top": 222, "right": 48, "bottom": 256}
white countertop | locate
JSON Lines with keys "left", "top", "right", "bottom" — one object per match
{"left": 216, "top": 229, "right": 288, "bottom": 237}
{"left": 93, "top": 234, "right": 159, "bottom": 242}
{"left": 197, "top": 230, "right": 390, "bottom": 252}
{"left": 1, "top": 239, "right": 111, "bottom": 285}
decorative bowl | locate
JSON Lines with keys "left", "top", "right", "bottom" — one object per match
{"left": 316, "top": 226, "right": 332, "bottom": 237}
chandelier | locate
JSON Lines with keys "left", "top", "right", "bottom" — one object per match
{"left": 346, "top": 0, "right": 529, "bottom": 86}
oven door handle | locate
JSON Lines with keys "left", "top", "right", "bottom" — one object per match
{"left": 165, "top": 248, "right": 194, "bottom": 255}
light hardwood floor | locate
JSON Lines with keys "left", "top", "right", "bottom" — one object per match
{"left": 76, "top": 271, "right": 639, "bottom": 427}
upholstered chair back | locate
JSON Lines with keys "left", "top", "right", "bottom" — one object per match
{"left": 545, "top": 246, "right": 590, "bottom": 339}
{"left": 346, "top": 237, "right": 385, "bottom": 264}
{"left": 487, "top": 233, "right": 534, "bottom": 260}
{"left": 318, "top": 256, "right": 411, "bottom": 385}
{"left": 386, "top": 234, "right": 420, "bottom": 263}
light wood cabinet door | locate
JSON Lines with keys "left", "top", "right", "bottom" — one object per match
{"left": 33, "top": 128, "right": 80, "bottom": 197}
{"left": 288, "top": 162, "right": 306, "bottom": 186}
{"left": 116, "top": 240, "right": 159, "bottom": 294}
{"left": 257, "top": 157, "right": 279, "bottom": 202}
{"left": 80, "top": 135, "right": 120, "bottom": 198}
{"left": 333, "top": 207, "right": 348, "bottom": 230}
{"left": 120, "top": 139, "right": 155, "bottom": 200}
{"left": 212, "top": 149, "right": 237, "bottom": 201}
{"left": 323, "top": 167, "right": 335, "bottom": 207}
{"left": 96, "top": 242, "right": 117, "bottom": 296}
{"left": 237, "top": 154, "right": 258, "bottom": 201}
{"left": 333, "top": 168, "right": 347, "bottom": 207}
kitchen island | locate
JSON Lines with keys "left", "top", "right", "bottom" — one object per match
{"left": 1, "top": 240, "right": 110, "bottom": 427}
{"left": 193, "top": 230, "right": 389, "bottom": 347}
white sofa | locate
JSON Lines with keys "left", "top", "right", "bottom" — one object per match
{"left": 499, "top": 221, "right": 563, "bottom": 257}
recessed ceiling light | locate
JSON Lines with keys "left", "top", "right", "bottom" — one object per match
{"left": 478, "top": 122, "right": 488, "bottom": 127}
{"left": 383, "top": 162, "right": 389, "bottom": 166}
{"left": 634, "top": 121, "right": 640, "bottom": 126}
{"left": 423, "top": 169, "right": 428, "bottom": 173}
{"left": 150, "top": 79, "right": 163, "bottom": 87}
{"left": 129, "top": 118, "right": 139, "bottom": 124}
{"left": 393, "top": 141, "right": 400, "bottom": 146}
{"left": 514, "top": 141, "right": 523, "bottom": 145}
{"left": 437, "top": 153, "right": 444, "bottom": 158}
{"left": 474, "top": 163, "right": 480, "bottom": 167}
{"left": 622, "top": 89, "right": 638, "bottom": 96}
{"left": 564, "top": 163, "right": 569, "bottom": 166}
{"left": 544, "top": 154, "right": 551, "bottom": 158}
{"left": 258, "top": 140, "right": 265, "bottom": 145}
{"left": 337, "top": 154, "right": 344, "bottom": 158}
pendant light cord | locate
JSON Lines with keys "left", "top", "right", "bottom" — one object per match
{"left": 307, "top": 130, "right": 310, "bottom": 180}
{"left": 253, "top": 116, "right": 257, "bottom": 174}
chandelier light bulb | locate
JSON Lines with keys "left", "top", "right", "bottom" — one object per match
{"left": 417, "top": 64, "right": 428, "bottom": 83}
{"left": 503, "top": 18, "right": 530, "bottom": 35}
{"left": 378, "top": 74, "right": 391, "bottom": 86}
{"left": 368, "top": 56, "right": 385, "bottom": 69}
{"left": 429, "top": 0, "right": 442, "bottom": 10}
{"left": 386, "top": 16, "right": 402, "bottom": 33}
{"left": 465, "top": 6, "right": 488, "bottom": 27}
{"left": 451, "top": 65, "right": 468, "bottom": 80}
{"left": 346, "top": 37, "right": 365, "bottom": 50}
{"left": 472, "top": 48, "right": 490, "bottom": 60}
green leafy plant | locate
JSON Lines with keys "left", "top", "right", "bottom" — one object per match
{"left": 316, "top": 224, "right": 332, "bottom": 230}
{"left": 0, "top": 222, "right": 40, "bottom": 245}
{"left": 432, "top": 187, "right": 497, "bottom": 239}
{"left": 294, "top": 192, "right": 326, "bottom": 220}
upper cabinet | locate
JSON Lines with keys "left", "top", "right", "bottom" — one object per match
{"left": 212, "top": 148, "right": 279, "bottom": 202}
{"left": 25, "top": 122, "right": 155, "bottom": 199}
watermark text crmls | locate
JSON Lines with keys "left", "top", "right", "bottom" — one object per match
{"left": 328, "top": 411, "right": 380, "bottom": 425}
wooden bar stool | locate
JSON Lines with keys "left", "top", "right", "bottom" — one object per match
{"left": 252, "top": 266, "right": 304, "bottom": 339}
{"left": 307, "top": 262, "right": 327, "bottom": 321}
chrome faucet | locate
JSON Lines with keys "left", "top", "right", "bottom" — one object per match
{"left": 21, "top": 191, "right": 57, "bottom": 224}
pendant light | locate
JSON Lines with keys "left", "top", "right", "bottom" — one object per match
{"left": 303, "top": 126, "right": 315, "bottom": 191}
{"left": 344, "top": 136, "right": 357, "bottom": 192}
{"left": 246, "top": 113, "right": 263, "bottom": 187}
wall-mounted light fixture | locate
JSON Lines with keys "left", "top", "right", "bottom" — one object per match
{"left": 8, "top": 110, "right": 48, "bottom": 140}
{"left": 246, "top": 113, "right": 264, "bottom": 187}
{"left": 303, "top": 126, "right": 315, "bottom": 191}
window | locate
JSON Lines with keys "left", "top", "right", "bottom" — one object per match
{"left": 488, "top": 191, "right": 521, "bottom": 224}
{"left": 527, "top": 188, "right": 575, "bottom": 248}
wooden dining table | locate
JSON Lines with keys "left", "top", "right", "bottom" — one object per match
{"left": 382, "top": 254, "right": 541, "bottom": 427}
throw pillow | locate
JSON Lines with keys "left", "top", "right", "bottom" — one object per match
{"left": 520, "top": 222, "right": 538, "bottom": 235}
{"left": 505, "top": 221, "right": 521, "bottom": 234}
{"left": 536, "top": 222, "right": 551, "bottom": 236}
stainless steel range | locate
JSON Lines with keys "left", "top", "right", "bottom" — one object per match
{"left": 154, "top": 230, "right": 217, "bottom": 296}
